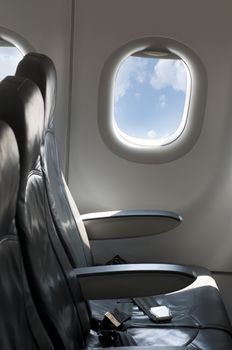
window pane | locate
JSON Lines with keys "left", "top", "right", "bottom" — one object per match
{"left": 0, "top": 40, "right": 23, "bottom": 81}
{"left": 113, "top": 54, "right": 190, "bottom": 146}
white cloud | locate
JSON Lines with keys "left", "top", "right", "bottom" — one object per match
{"left": 134, "top": 92, "right": 141, "bottom": 99}
{"left": 150, "top": 59, "right": 187, "bottom": 92}
{"left": 147, "top": 129, "right": 157, "bottom": 139}
{"left": 114, "top": 57, "right": 147, "bottom": 103}
{"left": 0, "top": 49, "right": 23, "bottom": 81}
{"left": 159, "top": 94, "right": 167, "bottom": 108}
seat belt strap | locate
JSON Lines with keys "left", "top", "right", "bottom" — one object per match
{"left": 99, "top": 307, "right": 131, "bottom": 331}
{"left": 116, "top": 300, "right": 134, "bottom": 316}
{"left": 133, "top": 296, "right": 172, "bottom": 322}
{"left": 99, "top": 330, "right": 137, "bottom": 347}
{"left": 97, "top": 304, "right": 135, "bottom": 346}
{"left": 117, "top": 331, "right": 137, "bottom": 346}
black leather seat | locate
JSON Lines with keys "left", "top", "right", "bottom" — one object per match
{"left": 15, "top": 52, "right": 232, "bottom": 335}
{"left": 0, "top": 75, "right": 89, "bottom": 350}
{"left": 16, "top": 52, "right": 92, "bottom": 267}
{"left": 0, "top": 119, "right": 54, "bottom": 350}
{"left": 0, "top": 67, "right": 228, "bottom": 348}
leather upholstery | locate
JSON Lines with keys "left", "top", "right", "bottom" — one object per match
{"left": 0, "top": 120, "right": 53, "bottom": 349}
{"left": 0, "top": 76, "right": 88, "bottom": 350}
{"left": 88, "top": 327, "right": 232, "bottom": 349}
{"left": 0, "top": 76, "right": 43, "bottom": 195}
{"left": 44, "top": 129, "right": 92, "bottom": 267}
{"left": 16, "top": 52, "right": 56, "bottom": 129}
{"left": 12, "top": 55, "right": 232, "bottom": 348}
{"left": 0, "top": 122, "right": 19, "bottom": 232}
{"left": 16, "top": 52, "right": 92, "bottom": 267}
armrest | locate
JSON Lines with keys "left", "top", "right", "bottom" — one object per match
{"left": 81, "top": 210, "right": 182, "bottom": 240}
{"left": 71, "top": 263, "right": 208, "bottom": 300}
{"left": 86, "top": 347, "right": 187, "bottom": 350}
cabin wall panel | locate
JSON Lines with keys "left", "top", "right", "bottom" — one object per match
{"left": 0, "top": 0, "right": 72, "bottom": 169}
{"left": 69, "top": 0, "right": 232, "bottom": 275}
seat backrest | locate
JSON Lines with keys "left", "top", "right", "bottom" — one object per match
{"left": 0, "top": 76, "right": 90, "bottom": 350}
{"left": 16, "top": 53, "right": 93, "bottom": 268}
{"left": 0, "top": 120, "right": 54, "bottom": 350}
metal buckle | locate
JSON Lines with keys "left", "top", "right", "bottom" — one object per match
{"left": 105, "top": 311, "right": 121, "bottom": 327}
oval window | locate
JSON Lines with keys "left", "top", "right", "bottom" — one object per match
{"left": 98, "top": 37, "right": 207, "bottom": 163}
{"left": 113, "top": 51, "right": 191, "bottom": 146}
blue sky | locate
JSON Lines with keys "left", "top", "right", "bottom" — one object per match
{"left": 0, "top": 46, "right": 23, "bottom": 81}
{"left": 114, "top": 55, "right": 188, "bottom": 144}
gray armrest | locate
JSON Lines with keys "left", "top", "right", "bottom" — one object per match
{"left": 81, "top": 210, "right": 182, "bottom": 240}
{"left": 71, "top": 263, "right": 208, "bottom": 300}
{"left": 87, "top": 347, "right": 187, "bottom": 350}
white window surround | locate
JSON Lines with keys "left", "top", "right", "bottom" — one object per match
{"left": 98, "top": 37, "right": 207, "bottom": 163}
{"left": 0, "top": 26, "right": 34, "bottom": 56}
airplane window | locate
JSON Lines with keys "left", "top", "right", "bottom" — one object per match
{"left": 98, "top": 37, "right": 207, "bottom": 163}
{"left": 113, "top": 51, "right": 190, "bottom": 147}
{"left": 0, "top": 39, "right": 23, "bottom": 81}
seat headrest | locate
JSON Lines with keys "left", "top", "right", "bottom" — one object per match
{"left": 16, "top": 52, "right": 57, "bottom": 130}
{"left": 0, "top": 76, "right": 44, "bottom": 194}
{"left": 0, "top": 121, "right": 19, "bottom": 233}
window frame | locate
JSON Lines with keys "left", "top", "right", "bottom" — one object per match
{"left": 98, "top": 37, "right": 207, "bottom": 163}
{"left": 0, "top": 26, "right": 34, "bottom": 55}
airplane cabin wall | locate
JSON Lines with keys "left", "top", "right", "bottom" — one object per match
{"left": 0, "top": 0, "right": 73, "bottom": 170}
{"left": 0, "top": 0, "right": 232, "bottom": 318}
{"left": 69, "top": 0, "right": 232, "bottom": 273}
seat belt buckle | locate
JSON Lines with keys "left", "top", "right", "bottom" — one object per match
{"left": 99, "top": 309, "right": 130, "bottom": 331}
{"left": 105, "top": 312, "right": 121, "bottom": 327}
{"left": 150, "top": 305, "right": 172, "bottom": 321}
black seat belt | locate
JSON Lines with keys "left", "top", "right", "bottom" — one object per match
{"left": 133, "top": 296, "right": 172, "bottom": 322}
{"left": 99, "top": 330, "right": 137, "bottom": 347}
{"left": 98, "top": 307, "right": 136, "bottom": 346}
